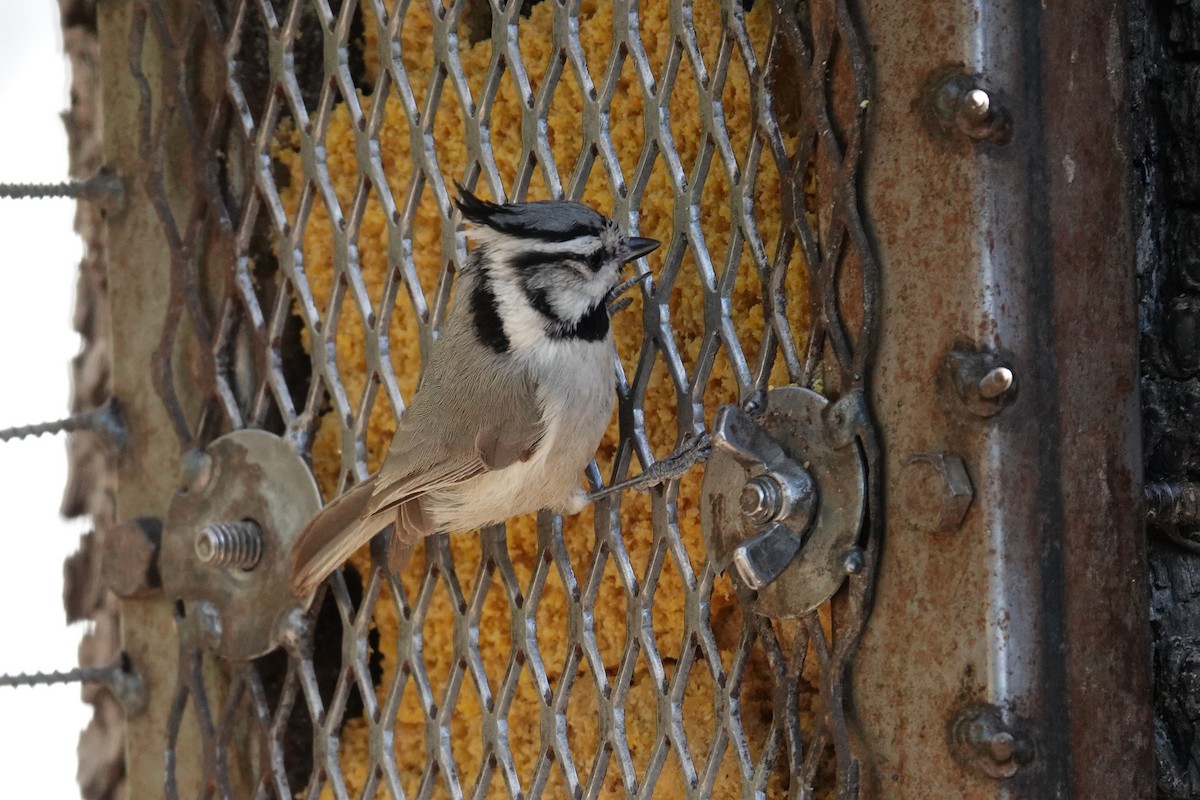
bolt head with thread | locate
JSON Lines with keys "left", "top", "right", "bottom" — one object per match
{"left": 195, "top": 521, "right": 264, "bottom": 570}
{"left": 740, "top": 475, "right": 784, "bottom": 524}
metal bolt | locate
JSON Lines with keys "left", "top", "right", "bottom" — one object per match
{"left": 960, "top": 89, "right": 991, "bottom": 122}
{"left": 932, "top": 74, "right": 1011, "bottom": 145}
{"left": 0, "top": 169, "right": 124, "bottom": 203}
{"left": 953, "top": 85, "right": 1005, "bottom": 141}
{"left": 195, "top": 521, "right": 263, "bottom": 570}
{"left": 966, "top": 720, "right": 1015, "bottom": 765}
{"left": 977, "top": 366, "right": 1014, "bottom": 400}
{"left": 740, "top": 475, "right": 784, "bottom": 524}
{"left": 950, "top": 704, "right": 1034, "bottom": 779}
{"left": 0, "top": 398, "right": 125, "bottom": 447}
{"left": 841, "top": 546, "right": 866, "bottom": 575}
{"left": 0, "top": 654, "right": 147, "bottom": 717}
{"left": 736, "top": 465, "right": 817, "bottom": 530}
{"left": 899, "top": 453, "right": 974, "bottom": 532}
{"left": 946, "top": 348, "right": 1016, "bottom": 416}
{"left": 1146, "top": 481, "right": 1200, "bottom": 528}
{"left": 986, "top": 731, "right": 1015, "bottom": 763}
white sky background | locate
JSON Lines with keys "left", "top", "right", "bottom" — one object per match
{"left": 0, "top": 2, "right": 91, "bottom": 798}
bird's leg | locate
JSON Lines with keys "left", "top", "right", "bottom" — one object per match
{"left": 606, "top": 272, "right": 653, "bottom": 316}
{"left": 589, "top": 432, "right": 712, "bottom": 502}
{"left": 607, "top": 296, "right": 636, "bottom": 317}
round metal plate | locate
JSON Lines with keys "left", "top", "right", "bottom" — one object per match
{"left": 162, "top": 430, "right": 320, "bottom": 660}
{"left": 701, "top": 386, "right": 866, "bottom": 618}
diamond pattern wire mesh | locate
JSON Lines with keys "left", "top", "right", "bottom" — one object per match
{"left": 127, "top": 0, "right": 881, "bottom": 797}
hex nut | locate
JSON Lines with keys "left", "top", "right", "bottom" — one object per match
{"left": 898, "top": 454, "right": 974, "bottom": 532}
{"left": 100, "top": 517, "right": 163, "bottom": 599}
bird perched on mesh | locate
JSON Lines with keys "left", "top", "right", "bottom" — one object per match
{"left": 289, "top": 186, "right": 666, "bottom": 597}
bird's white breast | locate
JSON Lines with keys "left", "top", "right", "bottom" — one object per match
{"left": 427, "top": 334, "right": 615, "bottom": 531}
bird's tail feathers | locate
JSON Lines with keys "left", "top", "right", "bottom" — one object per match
{"left": 384, "top": 495, "right": 433, "bottom": 575}
{"left": 290, "top": 479, "right": 387, "bottom": 597}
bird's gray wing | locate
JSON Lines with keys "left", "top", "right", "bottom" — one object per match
{"left": 290, "top": 297, "right": 544, "bottom": 597}
{"left": 290, "top": 478, "right": 380, "bottom": 595}
{"left": 367, "top": 365, "right": 546, "bottom": 511}
{"left": 290, "top": 341, "right": 545, "bottom": 596}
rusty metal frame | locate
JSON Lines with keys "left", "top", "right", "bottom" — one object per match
{"left": 856, "top": 1, "right": 1152, "bottom": 797}
{"left": 98, "top": 0, "right": 245, "bottom": 793}
{"left": 102, "top": 0, "right": 886, "bottom": 797}
{"left": 96, "top": 0, "right": 1154, "bottom": 798}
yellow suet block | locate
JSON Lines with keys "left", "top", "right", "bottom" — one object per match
{"left": 273, "top": 0, "right": 830, "bottom": 796}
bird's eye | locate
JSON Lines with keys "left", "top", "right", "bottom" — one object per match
{"left": 583, "top": 250, "right": 607, "bottom": 273}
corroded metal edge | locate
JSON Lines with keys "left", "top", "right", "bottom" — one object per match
{"left": 100, "top": 0, "right": 251, "bottom": 796}
{"left": 855, "top": 0, "right": 1152, "bottom": 797}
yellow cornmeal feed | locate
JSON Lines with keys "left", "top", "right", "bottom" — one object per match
{"left": 273, "top": 0, "right": 829, "bottom": 796}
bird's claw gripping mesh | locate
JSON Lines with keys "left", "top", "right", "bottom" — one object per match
{"left": 128, "top": 0, "right": 882, "bottom": 796}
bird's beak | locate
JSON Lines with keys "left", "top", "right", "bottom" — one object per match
{"left": 622, "top": 236, "right": 661, "bottom": 263}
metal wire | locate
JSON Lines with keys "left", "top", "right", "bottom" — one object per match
{"left": 0, "top": 664, "right": 116, "bottom": 689}
{"left": 0, "top": 399, "right": 124, "bottom": 445}
{"left": 0, "top": 656, "right": 147, "bottom": 716}
{"left": 0, "top": 170, "right": 123, "bottom": 201}
{"left": 128, "top": 0, "right": 883, "bottom": 796}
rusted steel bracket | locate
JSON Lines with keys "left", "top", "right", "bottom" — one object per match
{"left": 701, "top": 387, "right": 867, "bottom": 618}
{"left": 856, "top": 0, "right": 1153, "bottom": 794}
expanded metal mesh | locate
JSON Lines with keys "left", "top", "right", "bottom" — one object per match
{"left": 128, "top": 0, "right": 881, "bottom": 797}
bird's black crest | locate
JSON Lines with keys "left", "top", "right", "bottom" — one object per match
{"left": 453, "top": 182, "right": 610, "bottom": 243}
{"left": 454, "top": 181, "right": 507, "bottom": 229}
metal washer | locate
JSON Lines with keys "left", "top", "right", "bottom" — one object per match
{"left": 162, "top": 430, "right": 320, "bottom": 660}
{"left": 701, "top": 386, "right": 867, "bottom": 618}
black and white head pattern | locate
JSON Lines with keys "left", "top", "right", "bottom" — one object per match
{"left": 455, "top": 186, "right": 639, "bottom": 353}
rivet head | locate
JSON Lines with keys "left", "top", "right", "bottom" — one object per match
{"left": 931, "top": 74, "right": 1011, "bottom": 145}
{"left": 181, "top": 449, "right": 214, "bottom": 492}
{"left": 841, "top": 546, "right": 866, "bottom": 575}
{"left": 195, "top": 600, "right": 224, "bottom": 644}
{"left": 961, "top": 88, "right": 991, "bottom": 120}
{"left": 950, "top": 704, "right": 1034, "bottom": 779}
{"left": 741, "top": 390, "right": 767, "bottom": 415}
